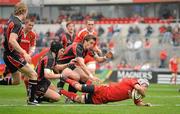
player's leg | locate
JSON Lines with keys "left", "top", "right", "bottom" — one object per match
{"left": 173, "top": 73, "right": 177, "bottom": 85}
{"left": 86, "top": 61, "right": 96, "bottom": 74}
{"left": 57, "top": 68, "right": 80, "bottom": 89}
{"left": 74, "top": 67, "right": 92, "bottom": 85}
{"left": 59, "top": 89, "right": 84, "bottom": 103}
{"left": 61, "top": 77, "right": 95, "bottom": 93}
{"left": 44, "top": 88, "right": 60, "bottom": 102}
{"left": 0, "top": 66, "right": 21, "bottom": 85}
{"left": 19, "top": 63, "right": 38, "bottom": 104}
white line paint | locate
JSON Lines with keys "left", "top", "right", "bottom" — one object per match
{"left": 147, "top": 96, "right": 180, "bottom": 98}
{"left": 0, "top": 104, "right": 180, "bottom": 107}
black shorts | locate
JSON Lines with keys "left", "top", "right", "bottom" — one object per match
{"left": 3, "top": 51, "right": 27, "bottom": 73}
{"left": 85, "top": 93, "right": 94, "bottom": 104}
{"left": 36, "top": 78, "right": 51, "bottom": 97}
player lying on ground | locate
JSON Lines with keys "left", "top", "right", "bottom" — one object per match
{"left": 59, "top": 77, "right": 151, "bottom": 106}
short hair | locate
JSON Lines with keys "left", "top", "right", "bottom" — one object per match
{"left": 25, "top": 18, "right": 35, "bottom": 24}
{"left": 84, "top": 35, "right": 97, "bottom": 42}
{"left": 14, "top": 2, "right": 28, "bottom": 16}
{"left": 85, "top": 19, "right": 94, "bottom": 24}
{"left": 50, "top": 40, "right": 63, "bottom": 54}
{"left": 66, "top": 21, "right": 73, "bottom": 28}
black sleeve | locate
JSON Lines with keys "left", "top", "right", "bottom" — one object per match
{"left": 45, "top": 58, "right": 54, "bottom": 69}
{"left": 11, "top": 23, "right": 21, "bottom": 35}
{"left": 75, "top": 44, "right": 84, "bottom": 58}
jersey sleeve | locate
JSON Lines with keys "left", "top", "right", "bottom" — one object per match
{"left": 43, "top": 56, "right": 54, "bottom": 69}
{"left": 60, "top": 33, "right": 67, "bottom": 48}
{"left": 11, "top": 23, "right": 21, "bottom": 35}
{"left": 30, "top": 32, "right": 36, "bottom": 47}
{"left": 75, "top": 44, "right": 84, "bottom": 58}
{"left": 130, "top": 79, "right": 139, "bottom": 88}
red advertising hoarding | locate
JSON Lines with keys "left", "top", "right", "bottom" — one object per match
{"left": 0, "top": 0, "right": 20, "bottom": 5}
{"left": 134, "top": 0, "right": 179, "bottom": 3}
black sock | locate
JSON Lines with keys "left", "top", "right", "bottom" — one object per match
{"left": 57, "top": 80, "right": 65, "bottom": 89}
{"left": 79, "top": 80, "right": 85, "bottom": 84}
{"left": 36, "top": 96, "right": 50, "bottom": 103}
{"left": 28, "top": 80, "right": 37, "bottom": 102}
{"left": 82, "top": 84, "right": 94, "bottom": 93}
{"left": 0, "top": 77, "right": 12, "bottom": 85}
{"left": 68, "top": 85, "right": 77, "bottom": 93}
{"left": 3, "top": 67, "right": 10, "bottom": 78}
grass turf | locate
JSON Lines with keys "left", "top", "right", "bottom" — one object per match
{"left": 0, "top": 83, "right": 180, "bottom": 114}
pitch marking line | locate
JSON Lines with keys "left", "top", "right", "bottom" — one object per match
{"left": 0, "top": 104, "right": 180, "bottom": 107}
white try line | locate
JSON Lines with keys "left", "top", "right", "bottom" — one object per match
{"left": 147, "top": 95, "right": 180, "bottom": 98}
{"left": 149, "top": 88, "right": 179, "bottom": 91}
{"left": 0, "top": 104, "right": 180, "bottom": 107}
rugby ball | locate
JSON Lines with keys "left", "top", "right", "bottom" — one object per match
{"left": 131, "top": 89, "right": 142, "bottom": 100}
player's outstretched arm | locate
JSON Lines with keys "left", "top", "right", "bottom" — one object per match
{"left": 134, "top": 84, "right": 146, "bottom": 97}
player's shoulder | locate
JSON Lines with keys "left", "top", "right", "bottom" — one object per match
{"left": 28, "top": 30, "right": 36, "bottom": 38}
{"left": 29, "top": 30, "right": 36, "bottom": 35}
{"left": 77, "top": 28, "right": 88, "bottom": 36}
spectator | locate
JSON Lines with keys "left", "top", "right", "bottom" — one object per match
{"left": 159, "top": 25, "right": 166, "bottom": 44}
{"left": 159, "top": 49, "right": 167, "bottom": 68}
{"left": 97, "top": 25, "right": 105, "bottom": 37}
{"left": 162, "top": 24, "right": 173, "bottom": 44}
{"left": 144, "top": 39, "right": 152, "bottom": 60}
{"left": 145, "top": 25, "right": 153, "bottom": 39}
{"left": 126, "top": 26, "right": 134, "bottom": 43}
{"left": 172, "top": 24, "right": 180, "bottom": 46}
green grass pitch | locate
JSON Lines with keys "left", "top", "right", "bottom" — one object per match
{"left": 0, "top": 83, "right": 180, "bottom": 114}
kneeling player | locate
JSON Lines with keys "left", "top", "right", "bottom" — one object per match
{"left": 35, "top": 40, "right": 69, "bottom": 103}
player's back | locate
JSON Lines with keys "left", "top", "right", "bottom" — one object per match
{"left": 36, "top": 52, "right": 55, "bottom": 81}
{"left": 74, "top": 28, "right": 97, "bottom": 43}
{"left": 92, "top": 78, "right": 138, "bottom": 104}
{"left": 3, "top": 15, "right": 23, "bottom": 53}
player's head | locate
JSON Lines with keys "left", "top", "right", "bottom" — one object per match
{"left": 14, "top": 2, "right": 28, "bottom": 20}
{"left": 66, "top": 21, "right": 74, "bottom": 34}
{"left": 138, "top": 78, "right": 149, "bottom": 88}
{"left": 83, "top": 35, "right": 96, "bottom": 50}
{"left": 86, "top": 19, "right": 95, "bottom": 32}
{"left": 50, "top": 40, "right": 63, "bottom": 55}
{"left": 24, "top": 18, "right": 35, "bottom": 32}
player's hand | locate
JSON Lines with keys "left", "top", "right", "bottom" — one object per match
{"left": 105, "top": 51, "right": 113, "bottom": 59}
{"left": 70, "top": 59, "right": 79, "bottom": 66}
{"left": 23, "top": 53, "right": 32, "bottom": 63}
{"left": 144, "top": 103, "right": 152, "bottom": 107}
{"left": 91, "top": 76, "right": 102, "bottom": 83}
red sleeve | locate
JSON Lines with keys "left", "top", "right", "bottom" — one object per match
{"left": 30, "top": 32, "right": 36, "bottom": 47}
{"left": 61, "top": 34, "right": 67, "bottom": 48}
{"left": 74, "top": 33, "right": 84, "bottom": 43}
{"left": 130, "top": 78, "right": 138, "bottom": 88}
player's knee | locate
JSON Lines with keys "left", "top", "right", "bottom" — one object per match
{"left": 51, "top": 95, "right": 60, "bottom": 102}
{"left": 75, "top": 84, "right": 82, "bottom": 91}
{"left": 70, "top": 73, "right": 80, "bottom": 81}
{"left": 74, "top": 96, "right": 82, "bottom": 103}
{"left": 12, "top": 80, "right": 20, "bottom": 85}
{"left": 28, "top": 72, "right": 37, "bottom": 80}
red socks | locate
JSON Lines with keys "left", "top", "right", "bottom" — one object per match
{"left": 60, "top": 89, "right": 78, "bottom": 101}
